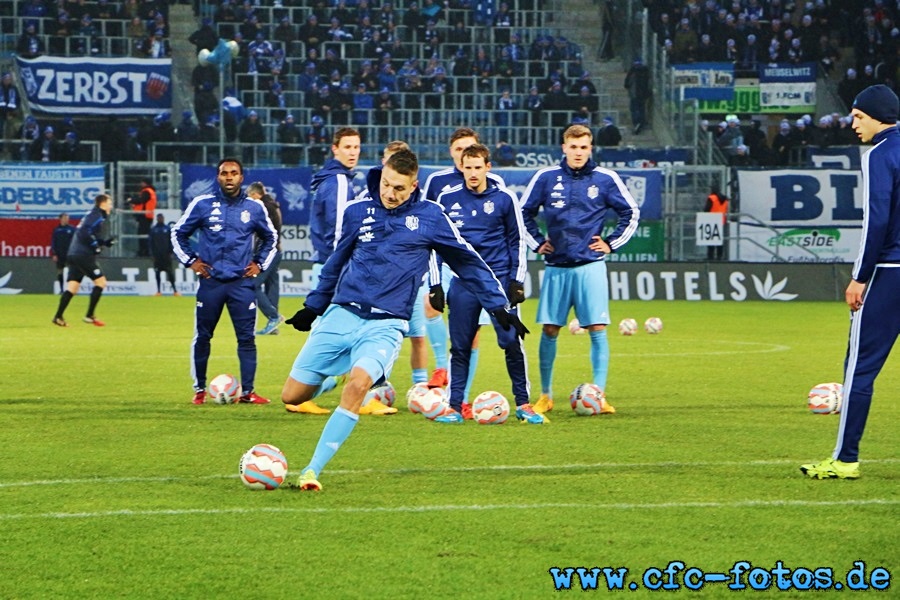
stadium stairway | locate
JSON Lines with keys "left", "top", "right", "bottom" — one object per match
{"left": 169, "top": 4, "right": 199, "bottom": 120}
{"left": 551, "top": 0, "right": 665, "bottom": 148}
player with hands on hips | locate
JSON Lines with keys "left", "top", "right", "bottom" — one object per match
{"left": 521, "top": 124, "right": 640, "bottom": 415}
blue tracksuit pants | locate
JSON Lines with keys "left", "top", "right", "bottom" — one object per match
{"left": 446, "top": 276, "right": 530, "bottom": 410}
{"left": 192, "top": 277, "right": 258, "bottom": 392}
{"left": 834, "top": 266, "right": 900, "bottom": 463}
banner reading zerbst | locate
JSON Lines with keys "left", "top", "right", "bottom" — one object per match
{"left": 15, "top": 56, "right": 172, "bottom": 115}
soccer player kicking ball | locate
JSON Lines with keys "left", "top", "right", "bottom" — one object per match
{"left": 433, "top": 144, "right": 543, "bottom": 424}
{"left": 520, "top": 124, "right": 641, "bottom": 413}
{"left": 281, "top": 149, "right": 526, "bottom": 491}
{"left": 801, "top": 85, "right": 900, "bottom": 480}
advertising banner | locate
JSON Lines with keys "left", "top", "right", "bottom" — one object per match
{"left": 15, "top": 56, "right": 172, "bottom": 115}
{"left": 758, "top": 63, "right": 817, "bottom": 113}
{"left": 0, "top": 163, "right": 106, "bottom": 217}
{"left": 0, "top": 258, "right": 853, "bottom": 301}
{"left": 736, "top": 169, "right": 862, "bottom": 262}
{"left": 672, "top": 62, "right": 735, "bottom": 101}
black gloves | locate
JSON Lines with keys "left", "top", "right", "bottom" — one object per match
{"left": 102, "top": 236, "right": 117, "bottom": 247}
{"left": 506, "top": 281, "right": 525, "bottom": 306}
{"left": 428, "top": 284, "right": 445, "bottom": 312}
{"left": 285, "top": 307, "right": 319, "bottom": 331}
{"left": 492, "top": 308, "right": 530, "bottom": 339}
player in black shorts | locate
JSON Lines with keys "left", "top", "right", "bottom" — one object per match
{"left": 52, "top": 194, "right": 116, "bottom": 327}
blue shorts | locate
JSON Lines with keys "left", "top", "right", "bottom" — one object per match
{"left": 290, "top": 304, "right": 407, "bottom": 385}
{"left": 536, "top": 261, "right": 610, "bottom": 327}
{"left": 406, "top": 283, "right": 426, "bottom": 338}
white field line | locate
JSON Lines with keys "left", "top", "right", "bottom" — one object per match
{"left": 1, "top": 499, "right": 898, "bottom": 521}
{"left": 1, "top": 458, "right": 897, "bottom": 489}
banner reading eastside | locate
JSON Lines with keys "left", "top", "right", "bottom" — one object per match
{"left": 15, "top": 56, "right": 172, "bottom": 115}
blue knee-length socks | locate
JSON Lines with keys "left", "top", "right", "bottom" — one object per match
{"left": 305, "top": 407, "right": 359, "bottom": 477}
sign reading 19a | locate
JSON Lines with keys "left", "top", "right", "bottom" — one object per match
{"left": 695, "top": 212, "right": 724, "bottom": 246}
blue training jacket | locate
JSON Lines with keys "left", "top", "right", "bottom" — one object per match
{"left": 520, "top": 157, "right": 641, "bottom": 267}
{"left": 309, "top": 158, "right": 355, "bottom": 264}
{"left": 854, "top": 126, "right": 900, "bottom": 283}
{"left": 306, "top": 168, "right": 508, "bottom": 320}
{"left": 68, "top": 206, "right": 111, "bottom": 257}
{"left": 421, "top": 166, "right": 506, "bottom": 201}
{"left": 435, "top": 182, "right": 527, "bottom": 283}
{"left": 171, "top": 187, "right": 278, "bottom": 281}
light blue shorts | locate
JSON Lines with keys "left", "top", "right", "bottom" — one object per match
{"left": 290, "top": 304, "right": 407, "bottom": 385}
{"left": 536, "top": 261, "right": 610, "bottom": 327}
{"left": 406, "top": 283, "right": 426, "bottom": 338}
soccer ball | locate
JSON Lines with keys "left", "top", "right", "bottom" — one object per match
{"left": 406, "top": 383, "right": 431, "bottom": 414}
{"left": 644, "top": 317, "right": 663, "bottom": 334}
{"left": 808, "top": 382, "right": 842, "bottom": 414}
{"left": 618, "top": 318, "right": 638, "bottom": 336}
{"left": 209, "top": 373, "right": 240, "bottom": 404}
{"left": 570, "top": 383, "right": 612, "bottom": 416}
{"left": 239, "top": 443, "right": 288, "bottom": 490}
{"left": 568, "top": 318, "right": 586, "bottom": 334}
{"left": 412, "top": 388, "right": 450, "bottom": 419}
{"left": 472, "top": 391, "right": 510, "bottom": 424}
{"left": 365, "top": 381, "right": 396, "bottom": 407}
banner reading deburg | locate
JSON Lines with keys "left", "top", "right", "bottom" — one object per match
{"left": 15, "top": 56, "right": 172, "bottom": 115}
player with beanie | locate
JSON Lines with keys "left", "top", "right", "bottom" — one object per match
{"left": 801, "top": 84, "right": 900, "bottom": 479}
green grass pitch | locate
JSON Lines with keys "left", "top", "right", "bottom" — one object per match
{"left": 1, "top": 295, "right": 897, "bottom": 599}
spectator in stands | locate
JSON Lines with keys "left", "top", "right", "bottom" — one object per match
{"left": 298, "top": 13, "right": 325, "bottom": 50}
{"left": 421, "top": 0, "right": 443, "bottom": 23}
{"left": 274, "top": 113, "right": 300, "bottom": 165}
{"left": 215, "top": 0, "right": 238, "bottom": 29}
{"left": 175, "top": 110, "right": 200, "bottom": 163}
{"left": 192, "top": 61, "right": 218, "bottom": 96}
{"left": 738, "top": 34, "right": 761, "bottom": 74}
{"left": 524, "top": 84, "right": 543, "bottom": 127}
{"left": 573, "top": 85, "right": 598, "bottom": 125}
{"left": 810, "top": 115, "right": 836, "bottom": 147}
{"left": 241, "top": 13, "right": 264, "bottom": 42}
{"left": 772, "top": 120, "right": 794, "bottom": 166}
{"left": 189, "top": 18, "right": 218, "bottom": 52}
{"left": 672, "top": 18, "right": 698, "bottom": 63}
{"left": 123, "top": 126, "right": 146, "bottom": 161}
{"left": 624, "top": 58, "right": 651, "bottom": 134}
{"left": 835, "top": 115, "right": 859, "bottom": 145}
{"left": 743, "top": 119, "right": 772, "bottom": 165}
{"left": 838, "top": 68, "right": 862, "bottom": 110}
{"left": 75, "top": 14, "right": 101, "bottom": 55}
{"left": 307, "top": 115, "right": 330, "bottom": 166}
{"left": 127, "top": 16, "right": 147, "bottom": 55}
{"left": 138, "top": 29, "right": 170, "bottom": 58}
{"left": 792, "top": 117, "right": 812, "bottom": 148}
{"left": 695, "top": 34, "right": 719, "bottom": 62}
{"left": 31, "top": 126, "right": 61, "bottom": 162}
{"left": 321, "top": 48, "right": 347, "bottom": 77}
{"left": 422, "top": 19, "right": 441, "bottom": 51}
{"left": 425, "top": 66, "right": 452, "bottom": 112}
{"left": 0, "top": 72, "right": 18, "bottom": 158}
{"left": 352, "top": 82, "right": 374, "bottom": 130}
{"left": 352, "top": 60, "right": 379, "bottom": 91}
{"left": 716, "top": 115, "right": 744, "bottom": 157}
{"left": 16, "top": 116, "right": 41, "bottom": 161}
{"left": 93, "top": 0, "right": 118, "bottom": 21}
{"left": 312, "top": 84, "right": 334, "bottom": 122}
{"left": 446, "top": 19, "right": 470, "bottom": 54}
{"left": 17, "top": 21, "right": 44, "bottom": 58}
{"left": 333, "top": 81, "right": 354, "bottom": 125}
{"left": 374, "top": 87, "right": 397, "bottom": 141}
{"left": 403, "top": 1, "right": 425, "bottom": 42}
{"left": 195, "top": 81, "right": 219, "bottom": 126}
{"left": 198, "top": 115, "right": 222, "bottom": 159}
{"left": 493, "top": 88, "right": 516, "bottom": 141}
{"left": 377, "top": 62, "right": 398, "bottom": 91}
{"left": 596, "top": 116, "right": 622, "bottom": 147}
{"left": 273, "top": 16, "right": 296, "bottom": 47}
{"left": 238, "top": 110, "right": 265, "bottom": 164}
{"left": 150, "top": 112, "right": 176, "bottom": 161}
{"left": 471, "top": 46, "right": 494, "bottom": 93}
{"left": 729, "top": 144, "right": 755, "bottom": 167}
{"left": 543, "top": 80, "right": 568, "bottom": 128}
{"left": 248, "top": 32, "right": 274, "bottom": 74}
{"left": 20, "top": 0, "right": 48, "bottom": 19}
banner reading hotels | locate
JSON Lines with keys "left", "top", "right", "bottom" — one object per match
{"left": 15, "top": 56, "right": 172, "bottom": 115}
{"left": 736, "top": 169, "right": 862, "bottom": 262}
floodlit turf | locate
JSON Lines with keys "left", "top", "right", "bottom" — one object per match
{"left": 1, "top": 295, "right": 897, "bottom": 599}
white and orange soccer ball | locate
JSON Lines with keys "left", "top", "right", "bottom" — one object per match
{"left": 472, "top": 391, "right": 510, "bottom": 424}
{"left": 807, "top": 382, "right": 843, "bottom": 414}
{"left": 568, "top": 318, "right": 586, "bottom": 334}
{"left": 209, "top": 373, "right": 240, "bottom": 404}
{"left": 618, "top": 318, "right": 638, "bottom": 336}
{"left": 644, "top": 317, "right": 663, "bottom": 334}
{"left": 365, "top": 381, "right": 396, "bottom": 407}
{"left": 570, "top": 383, "right": 615, "bottom": 416}
{"left": 406, "top": 383, "right": 431, "bottom": 414}
{"left": 239, "top": 443, "right": 288, "bottom": 490}
{"left": 414, "top": 388, "right": 450, "bottom": 420}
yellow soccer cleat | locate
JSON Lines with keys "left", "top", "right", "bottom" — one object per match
{"left": 799, "top": 458, "right": 860, "bottom": 480}
{"left": 297, "top": 469, "right": 322, "bottom": 491}
{"left": 358, "top": 399, "right": 398, "bottom": 416}
{"left": 285, "top": 400, "right": 331, "bottom": 415}
{"left": 533, "top": 394, "right": 554, "bottom": 414}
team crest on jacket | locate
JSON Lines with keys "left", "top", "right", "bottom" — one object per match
{"left": 240, "top": 210, "right": 250, "bottom": 223}
{"left": 406, "top": 215, "right": 419, "bottom": 231}
{"left": 587, "top": 185, "right": 599, "bottom": 199}
{"left": 483, "top": 200, "right": 494, "bottom": 214}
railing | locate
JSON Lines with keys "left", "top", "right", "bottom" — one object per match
{"left": 0, "top": 138, "right": 100, "bottom": 162}
{"left": 729, "top": 212, "right": 821, "bottom": 262}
